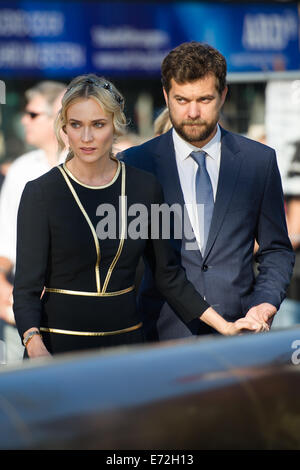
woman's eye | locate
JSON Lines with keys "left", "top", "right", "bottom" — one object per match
{"left": 69, "top": 122, "right": 104, "bottom": 129}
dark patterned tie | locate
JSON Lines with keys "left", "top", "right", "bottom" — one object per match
{"left": 190, "top": 150, "right": 214, "bottom": 253}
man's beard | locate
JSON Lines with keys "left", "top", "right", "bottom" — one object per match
{"left": 170, "top": 114, "right": 219, "bottom": 144}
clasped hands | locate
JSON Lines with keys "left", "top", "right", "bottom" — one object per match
{"left": 225, "top": 302, "right": 276, "bottom": 336}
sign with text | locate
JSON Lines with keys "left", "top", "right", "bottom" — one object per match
{"left": 0, "top": 2, "right": 299, "bottom": 77}
{"left": 266, "top": 79, "right": 300, "bottom": 195}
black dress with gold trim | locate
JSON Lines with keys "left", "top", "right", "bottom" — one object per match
{"left": 13, "top": 160, "right": 209, "bottom": 355}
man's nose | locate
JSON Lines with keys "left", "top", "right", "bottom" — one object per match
{"left": 187, "top": 102, "right": 201, "bottom": 119}
{"left": 81, "top": 126, "right": 93, "bottom": 142}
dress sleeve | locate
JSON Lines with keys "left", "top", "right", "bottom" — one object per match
{"left": 13, "top": 180, "right": 50, "bottom": 339}
{"left": 143, "top": 179, "right": 210, "bottom": 324}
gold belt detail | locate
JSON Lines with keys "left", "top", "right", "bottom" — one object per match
{"left": 44, "top": 285, "right": 134, "bottom": 297}
{"left": 40, "top": 322, "right": 143, "bottom": 337}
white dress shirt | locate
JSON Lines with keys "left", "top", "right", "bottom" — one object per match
{"left": 0, "top": 149, "right": 65, "bottom": 267}
{"left": 173, "top": 125, "right": 222, "bottom": 252}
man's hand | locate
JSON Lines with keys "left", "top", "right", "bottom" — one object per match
{"left": 224, "top": 317, "right": 269, "bottom": 336}
{"left": 245, "top": 303, "right": 277, "bottom": 328}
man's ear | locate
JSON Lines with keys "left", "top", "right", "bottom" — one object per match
{"left": 163, "top": 88, "right": 169, "bottom": 108}
{"left": 221, "top": 86, "right": 228, "bottom": 106}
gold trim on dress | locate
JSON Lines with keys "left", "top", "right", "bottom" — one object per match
{"left": 101, "top": 162, "right": 126, "bottom": 293}
{"left": 40, "top": 322, "right": 143, "bottom": 336}
{"left": 58, "top": 165, "right": 102, "bottom": 292}
{"left": 44, "top": 285, "right": 134, "bottom": 297}
{"left": 57, "top": 161, "right": 126, "bottom": 296}
{"left": 62, "top": 158, "right": 121, "bottom": 189}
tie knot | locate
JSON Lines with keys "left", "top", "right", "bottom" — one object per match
{"left": 190, "top": 150, "right": 207, "bottom": 168}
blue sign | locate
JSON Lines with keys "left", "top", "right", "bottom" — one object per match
{"left": 0, "top": 1, "right": 299, "bottom": 77}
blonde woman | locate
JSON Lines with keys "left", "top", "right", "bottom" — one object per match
{"left": 13, "top": 75, "right": 266, "bottom": 358}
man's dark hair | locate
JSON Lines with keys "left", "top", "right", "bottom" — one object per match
{"left": 161, "top": 42, "right": 227, "bottom": 95}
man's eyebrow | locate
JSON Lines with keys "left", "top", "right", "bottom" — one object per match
{"left": 198, "top": 94, "right": 215, "bottom": 99}
{"left": 173, "top": 93, "right": 214, "bottom": 100}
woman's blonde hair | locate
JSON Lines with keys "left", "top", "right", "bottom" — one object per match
{"left": 55, "top": 74, "right": 127, "bottom": 161}
{"left": 153, "top": 107, "right": 172, "bottom": 136}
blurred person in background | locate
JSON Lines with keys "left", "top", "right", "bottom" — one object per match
{"left": 0, "top": 159, "right": 14, "bottom": 193}
{"left": 246, "top": 123, "right": 266, "bottom": 145}
{"left": 0, "top": 80, "right": 66, "bottom": 363}
{"left": 273, "top": 141, "right": 300, "bottom": 328}
{"left": 120, "top": 41, "right": 294, "bottom": 342}
{"left": 113, "top": 132, "right": 143, "bottom": 154}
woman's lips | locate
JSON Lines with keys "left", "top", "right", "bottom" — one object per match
{"left": 80, "top": 147, "right": 97, "bottom": 154}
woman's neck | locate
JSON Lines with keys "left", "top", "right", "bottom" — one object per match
{"left": 66, "top": 155, "right": 118, "bottom": 187}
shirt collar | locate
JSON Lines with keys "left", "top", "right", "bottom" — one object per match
{"left": 173, "top": 124, "right": 221, "bottom": 162}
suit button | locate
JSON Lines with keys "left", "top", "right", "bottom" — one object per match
{"left": 202, "top": 264, "right": 208, "bottom": 272}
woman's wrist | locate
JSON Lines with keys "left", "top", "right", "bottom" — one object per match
{"left": 23, "top": 329, "right": 42, "bottom": 348}
{"left": 22, "top": 327, "right": 51, "bottom": 358}
{"left": 215, "top": 318, "right": 231, "bottom": 335}
{"left": 199, "top": 306, "right": 230, "bottom": 335}
{"left": 26, "top": 333, "right": 49, "bottom": 358}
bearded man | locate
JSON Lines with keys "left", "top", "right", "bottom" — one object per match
{"left": 119, "top": 41, "right": 294, "bottom": 341}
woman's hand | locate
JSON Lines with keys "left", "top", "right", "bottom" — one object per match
{"left": 24, "top": 329, "right": 51, "bottom": 358}
{"left": 26, "top": 334, "right": 51, "bottom": 358}
{"left": 224, "top": 317, "right": 269, "bottom": 336}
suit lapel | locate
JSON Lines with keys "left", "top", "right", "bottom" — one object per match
{"left": 203, "top": 128, "right": 243, "bottom": 259}
{"left": 153, "top": 130, "right": 201, "bottom": 257}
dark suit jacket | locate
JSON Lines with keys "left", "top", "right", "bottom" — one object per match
{"left": 119, "top": 127, "right": 295, "bottom": 341}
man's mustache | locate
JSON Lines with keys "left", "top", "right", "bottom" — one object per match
{"left": 182, "top": 120, "right": 206, "bottom": 125}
